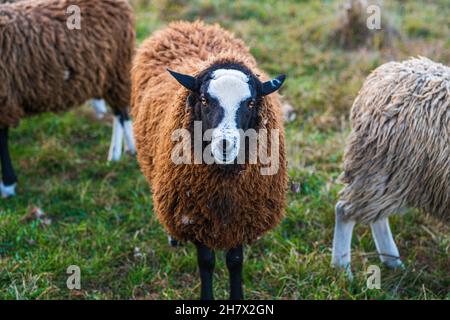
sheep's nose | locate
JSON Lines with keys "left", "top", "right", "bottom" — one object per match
{"left": 211, "top": 135, "right": 239, "bottom": 164}
{"left": 213, "top": 138, "right": 234, "bottom": 157}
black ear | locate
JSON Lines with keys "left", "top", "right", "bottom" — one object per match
{"left": 167, "top": 69, "right": 198, "bottom": 91}
{"left": 261, "top": 75, "right": 286, "bottom": 96}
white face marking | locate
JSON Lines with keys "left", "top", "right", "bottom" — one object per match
{"left": 207, "top": 69, "right": 251, "bottom": 163}
{"left": 208, "top": 69, "right": 251, "bottom": 132}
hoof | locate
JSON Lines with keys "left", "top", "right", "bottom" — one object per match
{"left": 383, "top": 259, "right": 405, "bottom": 270}
{"left": 107, "top": 154, "right": 121, "bottom": 162}
{"left": 168, "top": 235, "right": 181, "bottom": 248}
{"left": 333, "top": 263, "right": 353, "bottom": 280}
{"left": 1, "top": 182, "right": 16, "bottom": 198}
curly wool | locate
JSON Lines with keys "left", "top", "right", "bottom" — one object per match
{"left": 131, "top": 21, "right": 288, "bottom": 250}
{"left": 339, "top": 57, "right": 450, "bottom": 223}
{"left": 0, "top": 0, "right": 135, "bottom": 128}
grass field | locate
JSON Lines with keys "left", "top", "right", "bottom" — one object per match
{"left": 0, "top": 0, "right": 449, "bottom": 299}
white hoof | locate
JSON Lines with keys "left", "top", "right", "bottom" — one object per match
{"left": 91, "top": 99, "right": 107, "bottom": 119}
{"left": 383, "top": 258, "right": 405, "bottom": 270}
{"left": 1, "top": 182, "right": 16, "bottom": 198}
{"left": 168, "top": 235, "right": 181, "bottom": 247}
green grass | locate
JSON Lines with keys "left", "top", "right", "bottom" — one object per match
{"left": 0, "top": 0, "right": 449, "bottom": 300}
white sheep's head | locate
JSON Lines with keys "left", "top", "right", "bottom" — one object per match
{"left": 168, "top": 63, "right": 285, "bottom": 165}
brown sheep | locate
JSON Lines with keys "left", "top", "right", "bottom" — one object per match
{"left": 131, "top": 21, "right": 288, "bottom": 300}
{"left": 0, "top": 0, "right": 109, "bottom": 119}
{"left": 332, "top": 57, "right": 450, "bottom": 275}
{"left": 0, "top": 0, "right": 136, "bottom": 197}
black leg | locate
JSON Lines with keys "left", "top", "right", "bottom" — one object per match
{"left": 114, "top": 110, "right": 130, "bottom": 125}
{"left": 226, "top": 245, "right": 244, "bottom": 300}
{"left": 195, "top": 242, "right": 215, "bottom": 300}
{"left": 0, "top": 128, "right": 17, "bottom": 186}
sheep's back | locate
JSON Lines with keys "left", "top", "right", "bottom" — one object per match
{"left": 0, "top": 0, "right": 135, "bottom": 127}
{"left": 340, "top": 57, "right": 450, "bottom": 222}
{"left": 132, "top": 20, "right": 255, "bottom": 81}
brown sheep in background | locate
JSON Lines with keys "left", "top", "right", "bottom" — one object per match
{"left": 332, "top": 57, "right": 449, "bottom": 275}
{"left": 0, "top": 1, "right": 110, "bottom": 117}
{"left": 131, "top": 21, "right": 288, "bottom": 300}
{"left": 0, "top": 0, "right": 136, "bottom": 197}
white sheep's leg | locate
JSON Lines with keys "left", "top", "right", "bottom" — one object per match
{"left": 332, "top": 201, "right": 355, "bottom": 277}
{"left": 91, "top": 99, "right": 107, "bottom": 119}
{"left": 370, "top": 217, "right": 404, "bottom": 269}
{"left": 123, "top": 117, "right": 136, "bottom": 155}
{"left": 107, "top": 114, "right": 124, "bottom": 162}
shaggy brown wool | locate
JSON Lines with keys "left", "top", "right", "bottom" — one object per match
{"left": 131, "top": 21, "right": 288, "bottom": 250}
{"left": 0, "top": 0, "right": 135, "bottom": 128}
{"left": 339, "top": 57, "right": 450, "bottom": 223}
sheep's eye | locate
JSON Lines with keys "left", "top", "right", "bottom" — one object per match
{"left": 248, "top": 100, "right": 255, "bottom": 109}
{"left": 201, "top": 96, "right": 207, "bottom": 106}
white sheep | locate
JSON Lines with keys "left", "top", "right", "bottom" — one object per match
{"left": 332, "top": 57, "right": 449, "bottom": 273}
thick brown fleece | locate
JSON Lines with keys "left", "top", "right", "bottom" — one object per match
{"left": 339, "top": 57, "right": 450, "bottom": 223}
{"left": 0, "top": 0, "right": 135, "bottom": 128}
{"left": 131, "top": 21, "right": 288, "bottom": 250}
